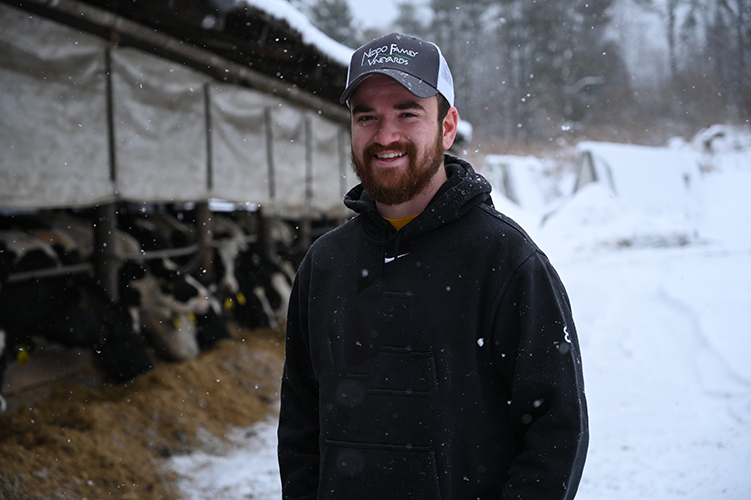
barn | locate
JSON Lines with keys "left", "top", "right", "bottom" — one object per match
{"left": 0, "top": 0, "right": 355, "bottom": 409}
{"left": 0, "top": 0, "right": 354, "bottom": 230}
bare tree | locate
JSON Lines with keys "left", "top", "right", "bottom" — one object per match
{"left": 707, "top": 0, "right": 751, "bottom": 118}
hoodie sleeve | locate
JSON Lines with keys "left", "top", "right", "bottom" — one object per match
{"left": 493, "top": 250, "right": 589, "bottom": 500}
{"left": 277, "top": 259, "right": 320, "bottom": 500}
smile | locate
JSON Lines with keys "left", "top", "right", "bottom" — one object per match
{"left": 376, "top": 151, "right": 406, "bottom": 160}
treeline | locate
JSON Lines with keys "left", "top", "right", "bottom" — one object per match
{"left": 291, "top": 0, "right": 750, "bottom": 146}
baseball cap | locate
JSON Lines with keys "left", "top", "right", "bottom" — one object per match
{"left": 340, "top": 32, "right": 455, "bottom": 107}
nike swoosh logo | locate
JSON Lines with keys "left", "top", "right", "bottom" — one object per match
{"left": 384, "top": 253, "right": 409, "bottom": 264}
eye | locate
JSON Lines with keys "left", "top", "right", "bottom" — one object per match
{"left": 356, "top": 115, "right": 376, "bottom": 124}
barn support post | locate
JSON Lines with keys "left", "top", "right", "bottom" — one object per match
{"left": 256, "top": 207, "right": 272, "bottom": 259}
{"left": 197, "top": 82, "right": 215, "bottom": 285}
{"left": 105, "top": 46, "right": 117, "bottom": 182}
{"left": 299, "top": 112, "right": 313, "bottom": 251}
{"left": 337, "top": 126, "right": 349, "bottom": 226}
{"left": 93, "top": 203, "right": 119, "bottom": 301}
{"left": 195, "top": 201, "right": 214, "bottom": 284}
{"left": 93, "top": 46, "right": 119, "bottom": 302}
{"left": 204, "top": 82, "right": 213, "bottom": 191}
{"left": 264, "top": 107, "right": 276, "bottom": 211}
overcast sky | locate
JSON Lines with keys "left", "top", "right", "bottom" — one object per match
{"left": 347, "top": 0, "right": 399, "bottom": 29}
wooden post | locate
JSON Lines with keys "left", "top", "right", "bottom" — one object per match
{"left": 264, "top": 107, "right": 276, "bottom": 211}
{"left": 93, "top": 46, "right": 119, "bottom": 302}
{"left": 299, "top": 112, "right": 313, "bottom": 251}
{"left": 93, "top": 203, "right": 118, "bottom": 301}
{"left": 195, "top": 201, "right": 214, "bottom": 284}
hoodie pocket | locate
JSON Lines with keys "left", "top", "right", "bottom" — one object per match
{"left": 366, "top": 346, "right": 438, "bottom": 396}
{"left": 319, "top": 440, "right": 442, "bottom": 500}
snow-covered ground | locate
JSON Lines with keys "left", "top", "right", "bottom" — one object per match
{"left": 168, "top": 125, "right": 751, "bottom": 499}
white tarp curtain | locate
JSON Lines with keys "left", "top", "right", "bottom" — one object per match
{"left": 210, "top": 84, "right": 274, "bottom": 207}
{"left": 0, "top": 3, "right": 352, "bottom": 218}
{"left": 311, "top": 115, "right": 349, "bottom": 217}
{"left": 0, "top": 6, "right": 113, "bottom": 209}
{"left": 111, "top": 48, "right": 210, "bottom": 203}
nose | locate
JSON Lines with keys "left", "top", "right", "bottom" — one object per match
{"left": 374, "top": 119, "right": 400, "bottom": 145}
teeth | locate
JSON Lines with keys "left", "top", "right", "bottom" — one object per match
{"left": 376, "top": 151, "right": 406, "bottom": 159}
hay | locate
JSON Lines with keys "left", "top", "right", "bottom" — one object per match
{"left": 0, "top": 324, "right": 284, "bottom": 500}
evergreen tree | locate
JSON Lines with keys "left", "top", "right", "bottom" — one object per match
{"left": 292, "top": 0, "right": 361, "bottom": 47}
{"left": 394, "top": 1, "right": 428, "bottom": 38}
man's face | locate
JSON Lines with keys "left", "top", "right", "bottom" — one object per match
{"left": 349, "top": 75, "right": 448, "bottom": 206}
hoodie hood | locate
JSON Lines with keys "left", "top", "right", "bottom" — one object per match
{"left": 344, "top": 154, "right": 493, "bottom": 242}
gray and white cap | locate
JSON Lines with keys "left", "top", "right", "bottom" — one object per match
{"left": 340, "top": 32, "right": 455, "bottom": 107}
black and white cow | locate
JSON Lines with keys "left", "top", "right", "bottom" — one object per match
{"left": 212, "top": 213, "right": 294, "bottom": 331}
{"left": 120, "top": 258, "right": 212, "bottom": 361}
{"left": 117, "top": 212, "right": 231, "bottom": 359}
{"left": 0, "top": 228, "right": 154, "bottom": 412}
{"left": 210, "top": 214, "right": 275, "bottom": 330}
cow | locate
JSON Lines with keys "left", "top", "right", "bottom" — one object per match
{"left": 233, "top": 240, "right": 293, "bottom": 328}
{"left": 212, "top": 214, "right": 248, "bottom": 296}
{"left": 121, "top": 257, "right": 212, "bottom": 361}
{"left": 42, "top": 209, "right": 229, "bottom": 361}
{"left": 117, "top": 211, "right": 231, "bottom": 359}
{"left": 129, "top": 208, "right": 295, "bottom": 333}
{"left": 0, "top": 228, "right": 154, "bottom": 412}
{"left": 210, "top": 213, "right": 275, "bottom": 330}
{"left": 149, "top": 208, "right": 295, "bottom": 332}
{"left": 209, "top": 213, "right": 295, "bottom": 331}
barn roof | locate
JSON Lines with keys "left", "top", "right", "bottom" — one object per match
{"left": 9, "top": 0, "right": 353, "bottom": 122}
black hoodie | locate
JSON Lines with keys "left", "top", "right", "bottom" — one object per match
{"left": 278, "top": 155, "right": 588, "bottom": 500}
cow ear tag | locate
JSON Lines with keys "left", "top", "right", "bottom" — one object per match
{"left": 16, "top": 345, "right": 30, "bottom": 365}
{"left": 223, "top": 296, "right": 235, "bottom": 311}
{"left": 236, "top": 291, "right": 247, "bottom": 306}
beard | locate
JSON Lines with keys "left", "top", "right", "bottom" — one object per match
{"left": 351, "top": 128, "right": 445, "bottom": 206}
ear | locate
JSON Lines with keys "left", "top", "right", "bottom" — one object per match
{"left": 442, "top": 106, "right": 459, "bottom": 151}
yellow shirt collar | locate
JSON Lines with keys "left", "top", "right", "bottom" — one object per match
{"left": 384, "top": 214, "right": 419, "bottom": 231}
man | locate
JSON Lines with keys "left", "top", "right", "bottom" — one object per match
{"left": 278, "top": 32, "right": 588, "bottom": 499}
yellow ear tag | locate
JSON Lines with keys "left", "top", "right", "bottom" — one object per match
{"left": 187, "top": 312, "right": 197, "bottom": 324}
{"left": 16, "top": 345, "right": 31, "bottom": 365}
{"left": 172, "top": 316, "right": 181, "bottom": 329}
{"left": 236, "top": 291, "right": 247, "bottom": 306}
{"left": 223, "top": 297, "right": 234, "bottom": 311}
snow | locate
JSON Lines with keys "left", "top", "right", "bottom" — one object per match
{"left": 347, "top": 0, "right": 400, "bottom": 30}
{"left": 236, "top": 0, "right": 354, "bottom": 64}
{"left": 169, "top": 417, "right": 281, "bottom": 499}
{"left": 167, "top": 125, "right": 751, "bottom": 499}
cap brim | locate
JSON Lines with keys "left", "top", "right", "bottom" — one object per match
{"left": 339, "top": 69, "right": 439, "bottom": 105}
